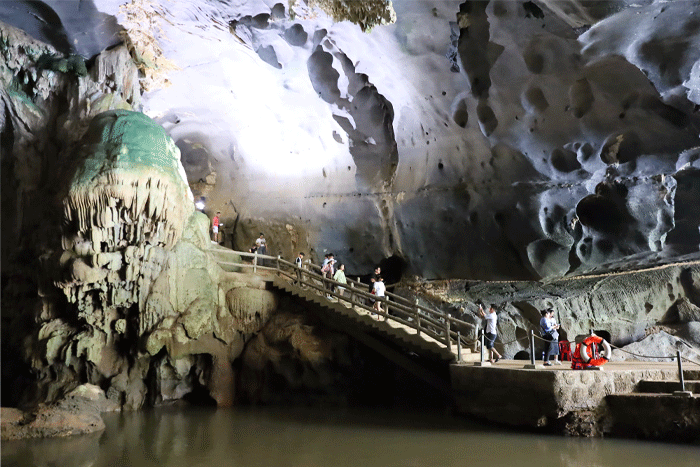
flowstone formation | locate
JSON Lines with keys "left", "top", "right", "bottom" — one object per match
{"left": 57, "top": 110, "right": 193, "bottom": 311}
{"left": 23, "top": 110, "right": 276, "bottom": 409}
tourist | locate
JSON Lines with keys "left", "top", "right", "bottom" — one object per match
{"left": 372, "top": 274, "right": 386, "bottom": 315}
{"left": 255, "top": 233, "right": 267, "bottom": 255}
{"left": 368, "top": 266, "right": 380, "bottom": 293}
{"left": 322, "top": 253, "right": 330, "bottom": 268}
{"left": 333, "top": 263, "right": 347, "bottom": 297}
{"left": 295, "top": 252, "right": 305, "bottom": 285}
{"left": 479, "top": 304, "right": 502, "bottom": 363}
{"left": 540, "top": 308, "right": 561, "bottom": 366}
{"left": 211, "top": 211, "right": 221, "bottom": 243}
{"left": 321, "top": 257, "right": 335, "bottom": 297}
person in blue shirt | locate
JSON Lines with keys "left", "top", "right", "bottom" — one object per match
{"left": 540, "top": 308, "right": 561, "bottom": 366}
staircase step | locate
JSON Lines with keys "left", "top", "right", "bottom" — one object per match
{"left": 637, "top": 380, "right": 700, "bottom": 394}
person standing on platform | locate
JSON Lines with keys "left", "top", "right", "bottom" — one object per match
{"left": 540, "top": 308, "right": 561, "bottom": 366}
{"left": 479, "top": 304, "right": 502, "bottom": 363}
{"left": 211, "top": 212, "right": 221, "bottom": 244}
{"left": 255, "top": 233, "right": 267, "bottom": 255}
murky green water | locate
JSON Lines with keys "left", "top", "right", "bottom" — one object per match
{"left": 2, "top": 406, "right": 699, "bottom": 467}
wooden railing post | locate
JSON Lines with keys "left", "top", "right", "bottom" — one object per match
{"left": 349, "top": 282, "right": 355, "bottom": 310}
{"left": 277, "top": 254, "right": 281, "bottom": 271}
{"left": 445, "top": 317, "right": 451, "bottom": 352}
{"left": 253, "top": 250, "right": 258, "bottom": 273}
{"left": 457, "top": 331, "right": 462, "bottom": 361}
{"left": 415, "top": 299, "right": 421, "bottom": 335}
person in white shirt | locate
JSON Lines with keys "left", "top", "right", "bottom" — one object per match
{"left": 372, "top": 275, "right": 386, "bottom": 315}
{"left": 479, "top": 304, "right": 503, "bottom": 363}
{"left": 255, "top": 233, "right": 266, "bottom": 255}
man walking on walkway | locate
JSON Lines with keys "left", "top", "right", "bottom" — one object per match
{"left": 480, "top": 304, "right": 503, "bottom": 363}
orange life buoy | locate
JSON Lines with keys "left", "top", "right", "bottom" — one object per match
{"left": 571, "top": 335, "right": 611, "bottom": 369}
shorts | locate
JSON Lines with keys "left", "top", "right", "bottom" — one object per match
{"left": 212, "top": 226, "right": 219, "bottom": 234}
{"left": 485, "top": 332, "right": 497, "bottom": 349}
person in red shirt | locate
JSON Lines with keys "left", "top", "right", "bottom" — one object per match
{"left": 212, "top": 212, "right": 221, "bottom": 243}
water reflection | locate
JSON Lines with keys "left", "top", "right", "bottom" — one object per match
{"left": 3, "top": 406, "right": 700, "bottom": 467}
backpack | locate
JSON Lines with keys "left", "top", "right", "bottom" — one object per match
{"left": 322, "top": 263, "right": 333, "bottom": 278}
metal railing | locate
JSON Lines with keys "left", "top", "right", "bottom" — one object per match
{"left": 210, "top": 248, "right": 475, "bottom": 354}
{"left": 211, "top": 247, "right": 700, "bottom": 389}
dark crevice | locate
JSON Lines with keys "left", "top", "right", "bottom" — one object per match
{"left": 457, "top": 1, "right": 493, "bottom": 100}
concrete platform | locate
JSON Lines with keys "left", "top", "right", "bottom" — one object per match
{"left": 450, "top": 360, "right": 699, "bottom": 437}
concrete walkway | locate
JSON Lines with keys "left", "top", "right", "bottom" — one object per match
{"left": 454, "top": 360, "right": 690, "bottom": 371}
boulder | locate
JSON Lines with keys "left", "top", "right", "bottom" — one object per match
{"left": 1, "top": 384, "right": 118, "bottom": 440}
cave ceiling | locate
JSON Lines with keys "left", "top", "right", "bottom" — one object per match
{"left": 2, "top": 0, "right": 700, "bottom": 280}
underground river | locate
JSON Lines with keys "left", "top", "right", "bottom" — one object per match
{"left": 3, "top": 406, "right": 700, "bottom": 467}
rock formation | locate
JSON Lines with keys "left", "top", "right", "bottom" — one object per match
{"left": 18, "top": 108, "right": 282, "bottom": 410}
{"left": 57, "top": 110, "right": 194, "bottom": 314}
{"left": 2, "top": 0, "right": 700, "bottom": 441}
{"left": 1, "top": 384, "right": 118, "bottom": 441}
{"left": 407, "top": 261, "right": 700, "bottom": 360}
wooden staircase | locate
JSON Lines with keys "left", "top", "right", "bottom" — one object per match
{"left": 209, "top": 247, "right": 483, "bottom": 397}
{"left": 271, "top": 276, "right": 462, "bottom": 363}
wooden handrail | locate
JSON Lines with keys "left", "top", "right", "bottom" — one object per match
{"left": 208, "top": 248, "right": 474, "bottom": 354}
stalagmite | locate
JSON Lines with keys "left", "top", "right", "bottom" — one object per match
{"left": 56, "top": 110, "right": 193, "bottom": 318}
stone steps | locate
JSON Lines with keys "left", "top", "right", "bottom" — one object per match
{"left": 603, "top": 371, "right": 700, "bottom": 441}
{"left": 636, "top": 379, "right": 700, "bottom": 394}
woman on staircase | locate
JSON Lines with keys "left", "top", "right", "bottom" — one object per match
{"left": 333, "top": 263, "right": 347, "bottom": 297}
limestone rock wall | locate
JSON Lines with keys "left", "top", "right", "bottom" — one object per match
{"left": 1, "top": 20, "right": 142, "bottom": 407}
{"left": 407, "top": 261, "right": 700, "bottom": 357}
{"left": 236, "top": 299, "right": 450, "bottom": 407}
{"left": 6, "top": 1, "right": 700, "bottom": 282}
{"left": 120, "top": 0, "right": 700, "bottom": 281}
